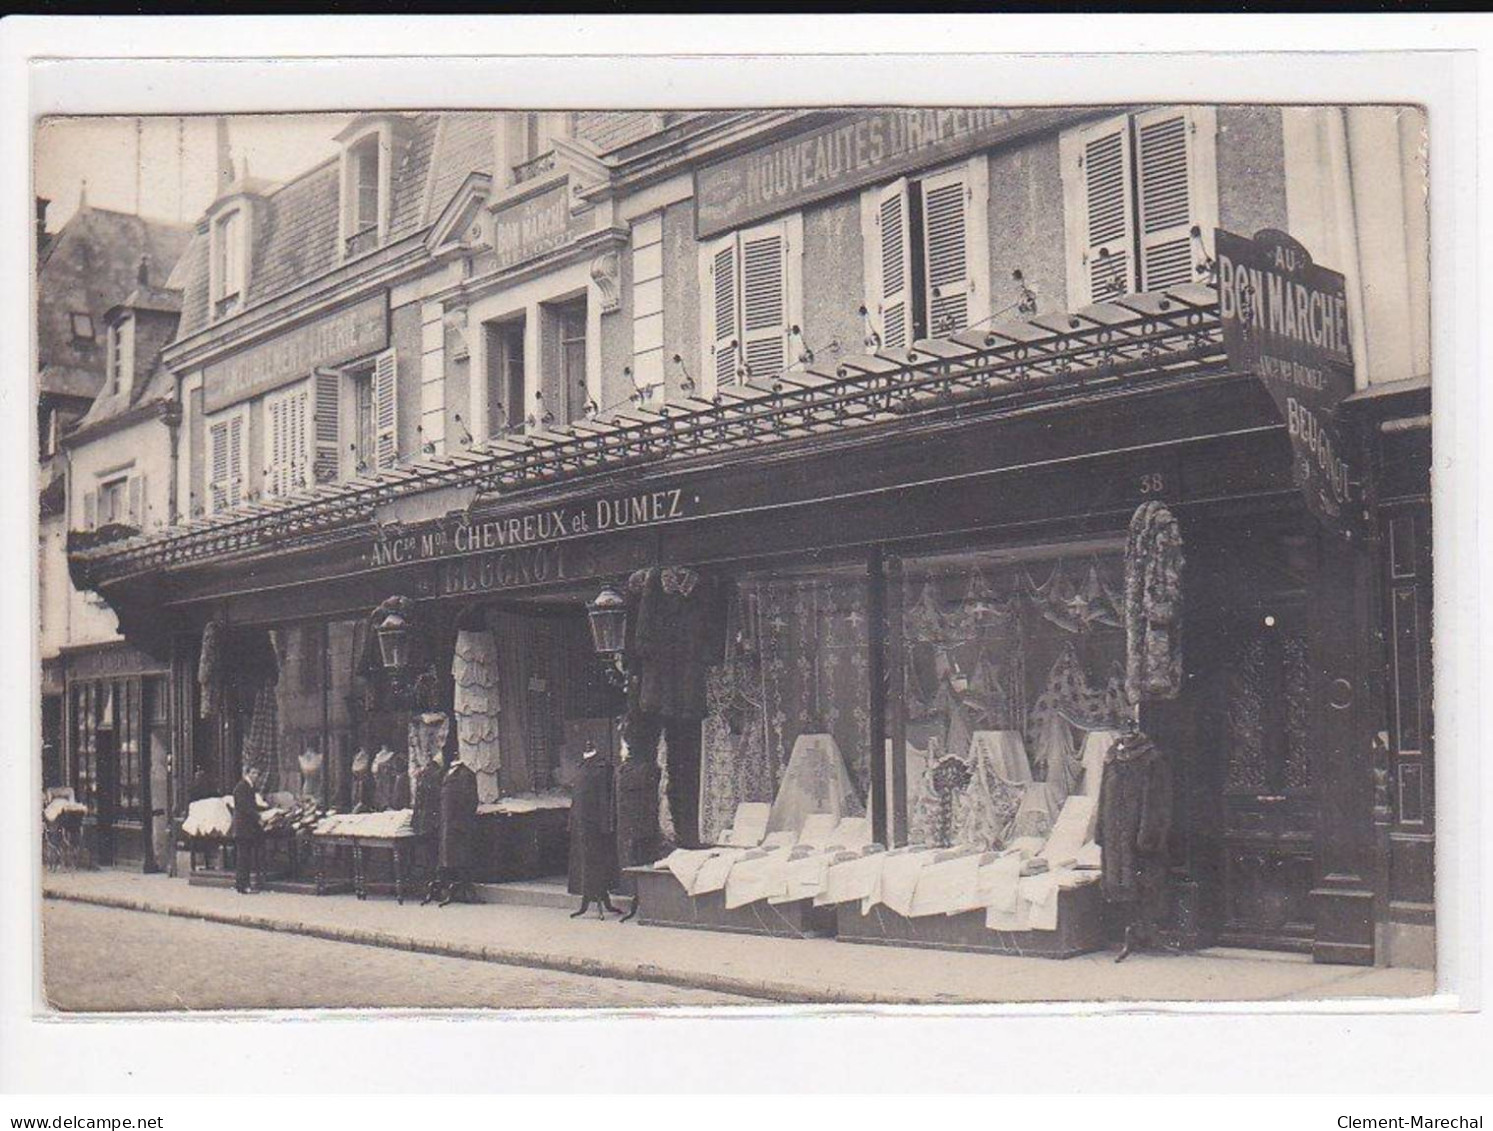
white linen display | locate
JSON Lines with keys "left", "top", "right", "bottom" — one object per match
{"left": 659, "top": 847, "right": 715, "bottom": 893}
{"left": 872, "top": 848, "right": 939, "bottom": 917}
{"left": 765, "top": 733, "right": 865, "bottom": 836}
{"left": 723, "top": 847, "right": 797, "bottom": 909}
{"left": 452, "top": 629, "right": 502, "bottom": 803}
{"left": 815, "top": 846, "right": 887, "bottom": 906}
{"left": 908, "top": 848, "right": 988, "bottom": 917}
{"left": 181, "top": 797, "right": 233, "bottom": 838}
{"left": 1077, "top": 729, "right": 1118, "bottom": 797}
{"left": 797, "top": 813, "right": 839, "bottom": 850}
{"left": 1037, "top": 795, "right": 1099, "bottom": 868}
{"left": 315, "top": 809, "right": 413, "bottom": 837}
{"left": 967, "top": 730, "right": 1033, "bottom": 783}
{"left": 718, "top": 802, "right": 771, "bottom": 847}
{"left": 829, "top": 816, "right": 873, "bottom": 849}
{"left": 692, "top": 848, "right": 748, "bottom": 895}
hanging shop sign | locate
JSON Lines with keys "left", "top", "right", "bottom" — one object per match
{"left": 369, "top": 485, "right": 696, "bottom": 569}
{"left": 1216, "top": 228, "right": 1357, "bottom": 535}
{"left": 491, "top": 179, "right": 594, "bottom": 273}
{"left": 203, "top": 293, "right": 388, "bottom": 413}
{"left": 695, "top": 107, "right": 1096, "bottom": 240}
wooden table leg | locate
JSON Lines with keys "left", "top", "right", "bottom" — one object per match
{"left": 353, "top": 844, "right": 366, "bottom": 899}
{"left": 315, "top": 841, "right": 326, "bottom": 895}
{"left": 393, "top": 843, "right": 405, "bottom": 905}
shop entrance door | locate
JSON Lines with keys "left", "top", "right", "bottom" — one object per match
{"left": 1213, "top": 598, "right": 1319, "bottom": 952}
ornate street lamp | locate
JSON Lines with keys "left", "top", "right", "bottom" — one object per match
{"left": 375, "top": 611, "right": 411, "bottom": 671}
{"left": 587, "top": 585, "right": 629, "bottom": 686}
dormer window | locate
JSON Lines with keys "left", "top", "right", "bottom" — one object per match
{"left": 347, "top": 136, "right": 381, "bottom": 256}
{"left": 337, "top": 115, "right": 411, "bottom": 261}
{"left": 212, "top": 207, "right": 247, "bottom": 320}
{"left": 107, "top": 316, "right": 131, "bottom": 396}
{"left": 69, "top": 312, "right": 94, "bottom": 343}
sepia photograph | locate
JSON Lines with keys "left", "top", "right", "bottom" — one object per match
{"left": 30, "top": 94, "right": 1439, "bottom": 1015}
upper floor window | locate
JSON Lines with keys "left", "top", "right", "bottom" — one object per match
{"left": 213, "top": 208, "right": 247, "bottom": 320}
{"left": 105, "top": 316, "right": 131, "bottom": 399}
{"left": 510, "top": 112, "right": 571, "bottom": 185}
{"left": 206, "top": 406, "right": 246, "bottom": 514}
{"left": 485, "top": 315, "right": 527, "bottom": 437}
{"left": 346, "top": 136, "right": 381, "bottom": 257}
{"left": 699, "top": 216, "right": 803, "bottom": 394}
{"left": 1060, "top": 106, "right": 1218, "bottom": 308}
{"left": 540, "top": 298, "right": 588, "bottom": 428}
{"left": 337, "top": 117, "right": 411, "bottom": 260}
{"left": 866, "top": 157, "right": 990, "bottom": 350}
{"left": 83, "top": 470, "right": 143, "bottom": 531}
{"left": 69, "top": 312, "right": 94, "bottom": 344}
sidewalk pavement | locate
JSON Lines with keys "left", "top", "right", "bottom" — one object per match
{"left": 41, "top": 870, "right": 1436, "bottom": 1007}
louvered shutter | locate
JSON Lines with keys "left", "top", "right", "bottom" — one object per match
{"left": 876, "top": 179, "right": 911, "bottom": 350}
{"left": 920, "top": 167, "right": 972, "bottom": 337}
{"left": 313, "top": 368, "right": 341, "bottom": 484}
{"left": 737, "top": 221, "right": 788, "bottom": 385}
{"left": 83, "top": 490, "right": 97, "bottom": 532}
{"left": 267, "top": 395, "right": 286, "bottom": 497}
{"left": 208, "top": 419, "right": 229, "bottom": 512}
{"left": 372, "top": 348, "right": 398, "bottom": 469}
{"left": 227, "top": 412, "right": 244, "bottom": 508}
{"left": 1063, "top": 115, "right": 1136, "bottom": 306}
{"left": 1135, "top": 107, "right": 1193, "bottom": 292}
{"left": 127, "top": 475, "right": 143, "bottom": 527}
{"left": 706, "top": 236, "right": 739, "bottom": 389}
{"left": 1135, "top": 105, "right": 1217, "bottom": 293}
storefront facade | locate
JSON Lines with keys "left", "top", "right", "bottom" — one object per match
{"left": 71, "top": 106, "right": 1433, "bottom": 966}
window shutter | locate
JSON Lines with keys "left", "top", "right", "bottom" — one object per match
{"left": 920, "top": 167, "right": 972, "bottom": 337}
{"left": 267, "top": 395, "right": 285, "bottom": 497}
{"left": 1062, "top": 115, "right": 1136, "bottom": 307}
{"left": 372, "top": 348, "right": 399, "bottom": 469}
{"left": 876, "top": 179, "right": 912, "bottom": 350}
{"left": 227, "top": 412, "right": 244, "bottom": 508}
{"left": 1135, "top": 108, "right": 1193, "bottom": 292}
{"left": 208, "top": 419, "right": 229, "bottom": 512}
{"left": 737, "top": 221, "right": 788, "bottom": 385}
{"left": 313, "top": 368, "right": 341, "bottom": 484}
{"left": 705, "top": 236, "right": 739, "bottom": 389}
{"left": 83, "top": 490, "right": 97, "bottom": 532}
{"left": 127, "top": 475, "right": 143, "bottom": 527}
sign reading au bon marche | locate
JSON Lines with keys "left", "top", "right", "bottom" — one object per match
{"left": 1216, "top": 228, "right": 1359, "bottom": 536}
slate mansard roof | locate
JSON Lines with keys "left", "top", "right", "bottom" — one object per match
{"left": 37, "top": 205, "right": 191, "bottom": 401}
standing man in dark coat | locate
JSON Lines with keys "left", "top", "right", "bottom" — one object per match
{"left": 568, "top": 743, "right": 621, "bottom": 918}
{"left": 437, "top": 759, "right": 479, "bottom": 906}
{"left": 414, "top": 753, "right": 445, "bottom": 905}
{"left": 231, "top": 765, "right": 263, "bottom": 894}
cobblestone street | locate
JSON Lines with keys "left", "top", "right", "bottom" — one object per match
{"left": 41, "top": 900, "right": 754, "bottom": 1012}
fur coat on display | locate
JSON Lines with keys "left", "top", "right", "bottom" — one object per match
{"left": 1124, "top": 502, "right": 1185, "bottom": 704}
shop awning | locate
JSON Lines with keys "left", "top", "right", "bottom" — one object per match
{"left": 72, "top": 282, "right": 1228, "bottom": 586}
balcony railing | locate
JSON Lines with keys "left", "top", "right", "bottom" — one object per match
{"left": 72, "top": 283, "right": 1228, "bottom": 584}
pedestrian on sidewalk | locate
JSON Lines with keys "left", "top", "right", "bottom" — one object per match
{"left": 232, "top": 765, "right": 263, "bottom": 894}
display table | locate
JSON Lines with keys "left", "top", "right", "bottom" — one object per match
{"left": 312, "top": 831, "right": 423, "bottom": 903}
{"left": 474, "top": 794, "right": 571, "bottom": 883}
{"left": 833, "top": 879, "right": 1105, "bottom": 959}
{"left": 182, "top": 828, "right": 298, "bottom": 889}
{"left": 622, "top": 865, "right": 837, "bottom": 939}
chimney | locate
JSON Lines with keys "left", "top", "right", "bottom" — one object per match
{"left": 138, "top": 253, "right": 151, "bottom": 286}
{"left": 216, "top": 116, "right": 233, "bottom": 195}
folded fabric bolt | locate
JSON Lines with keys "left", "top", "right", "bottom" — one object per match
{"left": 724, "top": 847, "right": 794, "bottom": 909}
{"left": 691, "top": 848, "right": 746, "bottom": 895}
{"left": 874, "top": 849, "right": 939, "bottom": 917}
{"left": 1075, "top": 841, "right": 1103, "bottom": 869}
{"left": 797, "top": 813, "right": 839, "bottom": 850}
{"left": 908, "top": 850, "right": 985, "bottom": 917}
{"left": 1019, "top": 872, "right": 1062, "bottom": 931}
{"left": 816, "top": 846, "right": 887, "bottom": 906}
{"left": 660, "top": 848, "right": 716, "bottom": 892}
{"left": 1078, "top": 729, "right": 1119, "bottom": 797}
{"left": 1005, "top": 835, "right": 1046, "bottom": 860}
{"left": 762, "top": 830, "right": 797, "bottom": 849}
{"left": 977, "top": 851, "right": 1024, "bottom": 915}
{"left": 1039, "top": 795, "right": 1099, "bottom": 866}
{"left": 774, "top": 847, "right": 846, "bottom": 904}
{"left": 720, "top": 802, "right": 771, "bottom": 847}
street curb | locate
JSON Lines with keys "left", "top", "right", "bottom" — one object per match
{"left": 42, "top": 887, "right": 913, "bottom": 1006}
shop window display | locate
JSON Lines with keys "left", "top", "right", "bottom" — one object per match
{"left": 700, "top": 569, "right": 871, "bottom": 844}
{"left": 898, "top": 547, "right": 1128, "bottom": 851}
